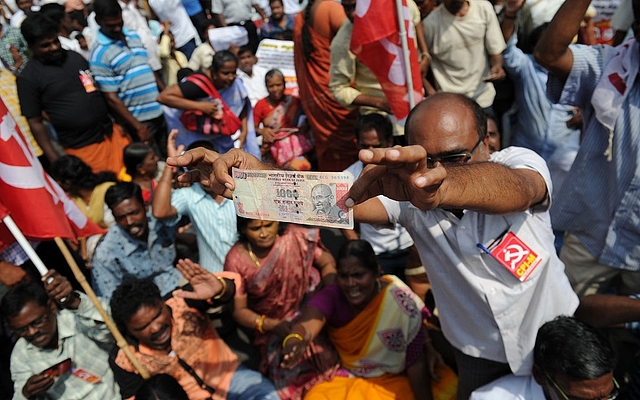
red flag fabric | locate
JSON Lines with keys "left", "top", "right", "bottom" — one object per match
{"left": 0, "top": 98, "right": 105, "bottom": 251}
{"left": 350, "top": 0, "right": 424, "bottom": 122}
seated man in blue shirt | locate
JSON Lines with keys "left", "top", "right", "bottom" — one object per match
{"left": 91, "top": 182, "right": 181, "bottom": 301}
{"left": 152, "top": 137, "right": 237, "bottom": 273}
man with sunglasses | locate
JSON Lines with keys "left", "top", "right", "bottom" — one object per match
{"left": 1, "top": 270, "right": 119, "bottom": 399}
{"left": 471, "top": 316, "right": 617, "bottom": 400}
{"left": 164, "top": 91, "right": 579, "bottom": 399}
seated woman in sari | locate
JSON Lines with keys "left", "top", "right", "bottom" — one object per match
{"left": 224, "top": 218, "right": 339, "bottom": 400}
{"left": 281, "top": 240, "right": 434, "bottom": 400}
{"left": 157, "top": 50, "right": 259, "bottom": 157}
{"left": 253, "top": 69, "right": 311, "bottom": 170}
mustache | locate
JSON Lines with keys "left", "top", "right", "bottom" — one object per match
{"left": 26, "top": 332, "right": 45, "bottom": 342}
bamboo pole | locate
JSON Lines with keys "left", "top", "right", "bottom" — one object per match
{"left": 53, "top": 237, "right": 150, "bottom": 379}
{"left": 2, "top": 214, "right": 150, "bottom": 378}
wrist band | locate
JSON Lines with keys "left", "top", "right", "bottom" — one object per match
{"left": 212, "top": 276, "right": 227, "bottom": 300}
{"left": 282, "top": 333, "right": 305, "bottom": 349}
{"left": 405, "top": 265, "right": 427, "bottom": 276}
{"left": 255, "top": 314, "right": 266, "bottom": 334}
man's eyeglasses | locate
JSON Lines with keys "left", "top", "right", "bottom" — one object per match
{"left": 13, "top": 313, "right": 50, "bottom": 335}
{"left": 546, "top": 372, "right": 619, "bottom": 400}
{"left": 426, "top": 138, "right": 483, "bottom": 168}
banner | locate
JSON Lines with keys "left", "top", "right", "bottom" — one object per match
{"left": 0, "top": 98, "right": 105, "bottom": 251}
{"left": 350, "top": 0, "right": 424, "bottom": 122}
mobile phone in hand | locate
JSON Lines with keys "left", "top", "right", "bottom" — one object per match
{"left": 40, "top": 358, "right": 72, "bottom": 378}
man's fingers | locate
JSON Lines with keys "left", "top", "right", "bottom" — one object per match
{"left": 359, "top": 146, "right": 427, "bottom": 165}
{"left": 346, "top": 164, "right": 386, "bottom": 207}
{"left": 166, "top": 147, "right": 213, "bottom": 168}
{"left": 347, "top": 146, "right": 428, "bottom": 206}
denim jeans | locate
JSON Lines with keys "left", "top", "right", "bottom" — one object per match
{"left": 227, "top": 365, "right": 279, "bottom": 400}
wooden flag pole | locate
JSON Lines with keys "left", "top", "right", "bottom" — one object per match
{"left": 3, "top": 213, "right": 150, "bottom": 377}
{"left": 53, "top": 237, "right": 150, "bottom": 379}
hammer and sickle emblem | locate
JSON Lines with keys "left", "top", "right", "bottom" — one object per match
{"left": 502, "top": 244, "right": 529, "bottom": 269}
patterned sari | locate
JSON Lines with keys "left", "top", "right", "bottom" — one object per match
{"left": 224, "top": 225, "right": 338, "bottom": 400}
{"left": 305, "top": 276, "right": 424, "bottom": 400}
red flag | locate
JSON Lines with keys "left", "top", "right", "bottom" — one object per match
{"left": 350, "top": 0, "right": 424, "bottom": 122}
{"left": 0, "top": 98, "right": 105, "bottom": 251}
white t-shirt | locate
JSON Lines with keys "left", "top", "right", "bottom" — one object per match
{"left": 237, "top": 64, "right": 268, "bottom": 108}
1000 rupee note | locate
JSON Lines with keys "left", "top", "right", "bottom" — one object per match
{"left": 231, "top": 168, "right": 354, "bottom": 229}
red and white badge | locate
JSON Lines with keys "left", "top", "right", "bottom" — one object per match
{"left": 78, "top": 70, "right": 97, "bottom": 93}
{"left": 479, "top": 231, "right": 542, "bottom": 282}
{"left": 72, "top": 368, "right": 102, "bottom": 384}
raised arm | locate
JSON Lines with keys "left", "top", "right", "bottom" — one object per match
{"left": 346, "top": 146, "right": 547, "bottom": 214}
{"left": 575, "top": 294, "right": 640, "bottom": 328}
{"left": 157, "top": 83, "right": 219, "bottom": 116}
{"left": 533, "top": 0, "right": 592, "bottom": 81}
{"left": 152, "top": 162, "right": 178, "bottom": 219}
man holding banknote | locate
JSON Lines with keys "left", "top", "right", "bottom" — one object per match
{"left": 166, "top": 92, "right": 578, "bottom": 399}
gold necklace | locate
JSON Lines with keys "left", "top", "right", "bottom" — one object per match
{"left": 247, "top": 243, "right": 261, "bottom": 267}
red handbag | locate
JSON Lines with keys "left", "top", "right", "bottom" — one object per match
{"left": 179, "top": 74, "right": 242, "bottom": 136}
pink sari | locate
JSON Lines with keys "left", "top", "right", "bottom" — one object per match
{"left": 224, "top": 224, "right": 338, "bottom": 400}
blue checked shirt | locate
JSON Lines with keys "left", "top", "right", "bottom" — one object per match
{"left": 548, "top": 44, "right": 640, "bottom": 271}
{"left": 91, "top": 213, "right": 181, "bottom": 301}
{"left": 170, "top": 183, "right": 237, "bottom": 273}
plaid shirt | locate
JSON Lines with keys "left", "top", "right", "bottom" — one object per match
{"left": 10, "top": 293, "right": 120, "bottom": 399}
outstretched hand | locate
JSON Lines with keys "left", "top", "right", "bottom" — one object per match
{"left": 166, "top": 148, "right": 270, "bottom": 199}
{"left": 280, "top": 334, "right": 309, "bottom": 369}
{"left": 346, "top": 146, "right": 447, "bottom": 211}
{"left": 175, "top": 259, "right": 222, "bottom": 300}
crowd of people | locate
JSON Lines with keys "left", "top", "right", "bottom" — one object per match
{"left": 1, "top": 0, "right": 640, "bottom": 398}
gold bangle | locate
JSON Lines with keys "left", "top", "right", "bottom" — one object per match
{"left": 282, "top": 333, "right": 305, "bottom": 349}
{"left": 255, "top": 314, "right": 266, "bottom": 334}
{"left": 212, "top": 276, "right": 227, "bottom": 300}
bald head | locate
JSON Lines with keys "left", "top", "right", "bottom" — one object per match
{"left": 406, "top": 93, "right": 487, "bottom": 145}
{"left": 404, "top": 93, "right": 490, "bottom": 165}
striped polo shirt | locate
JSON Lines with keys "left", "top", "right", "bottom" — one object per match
{"left": 89, "top": 28, "right": 162, "bottom": 122}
